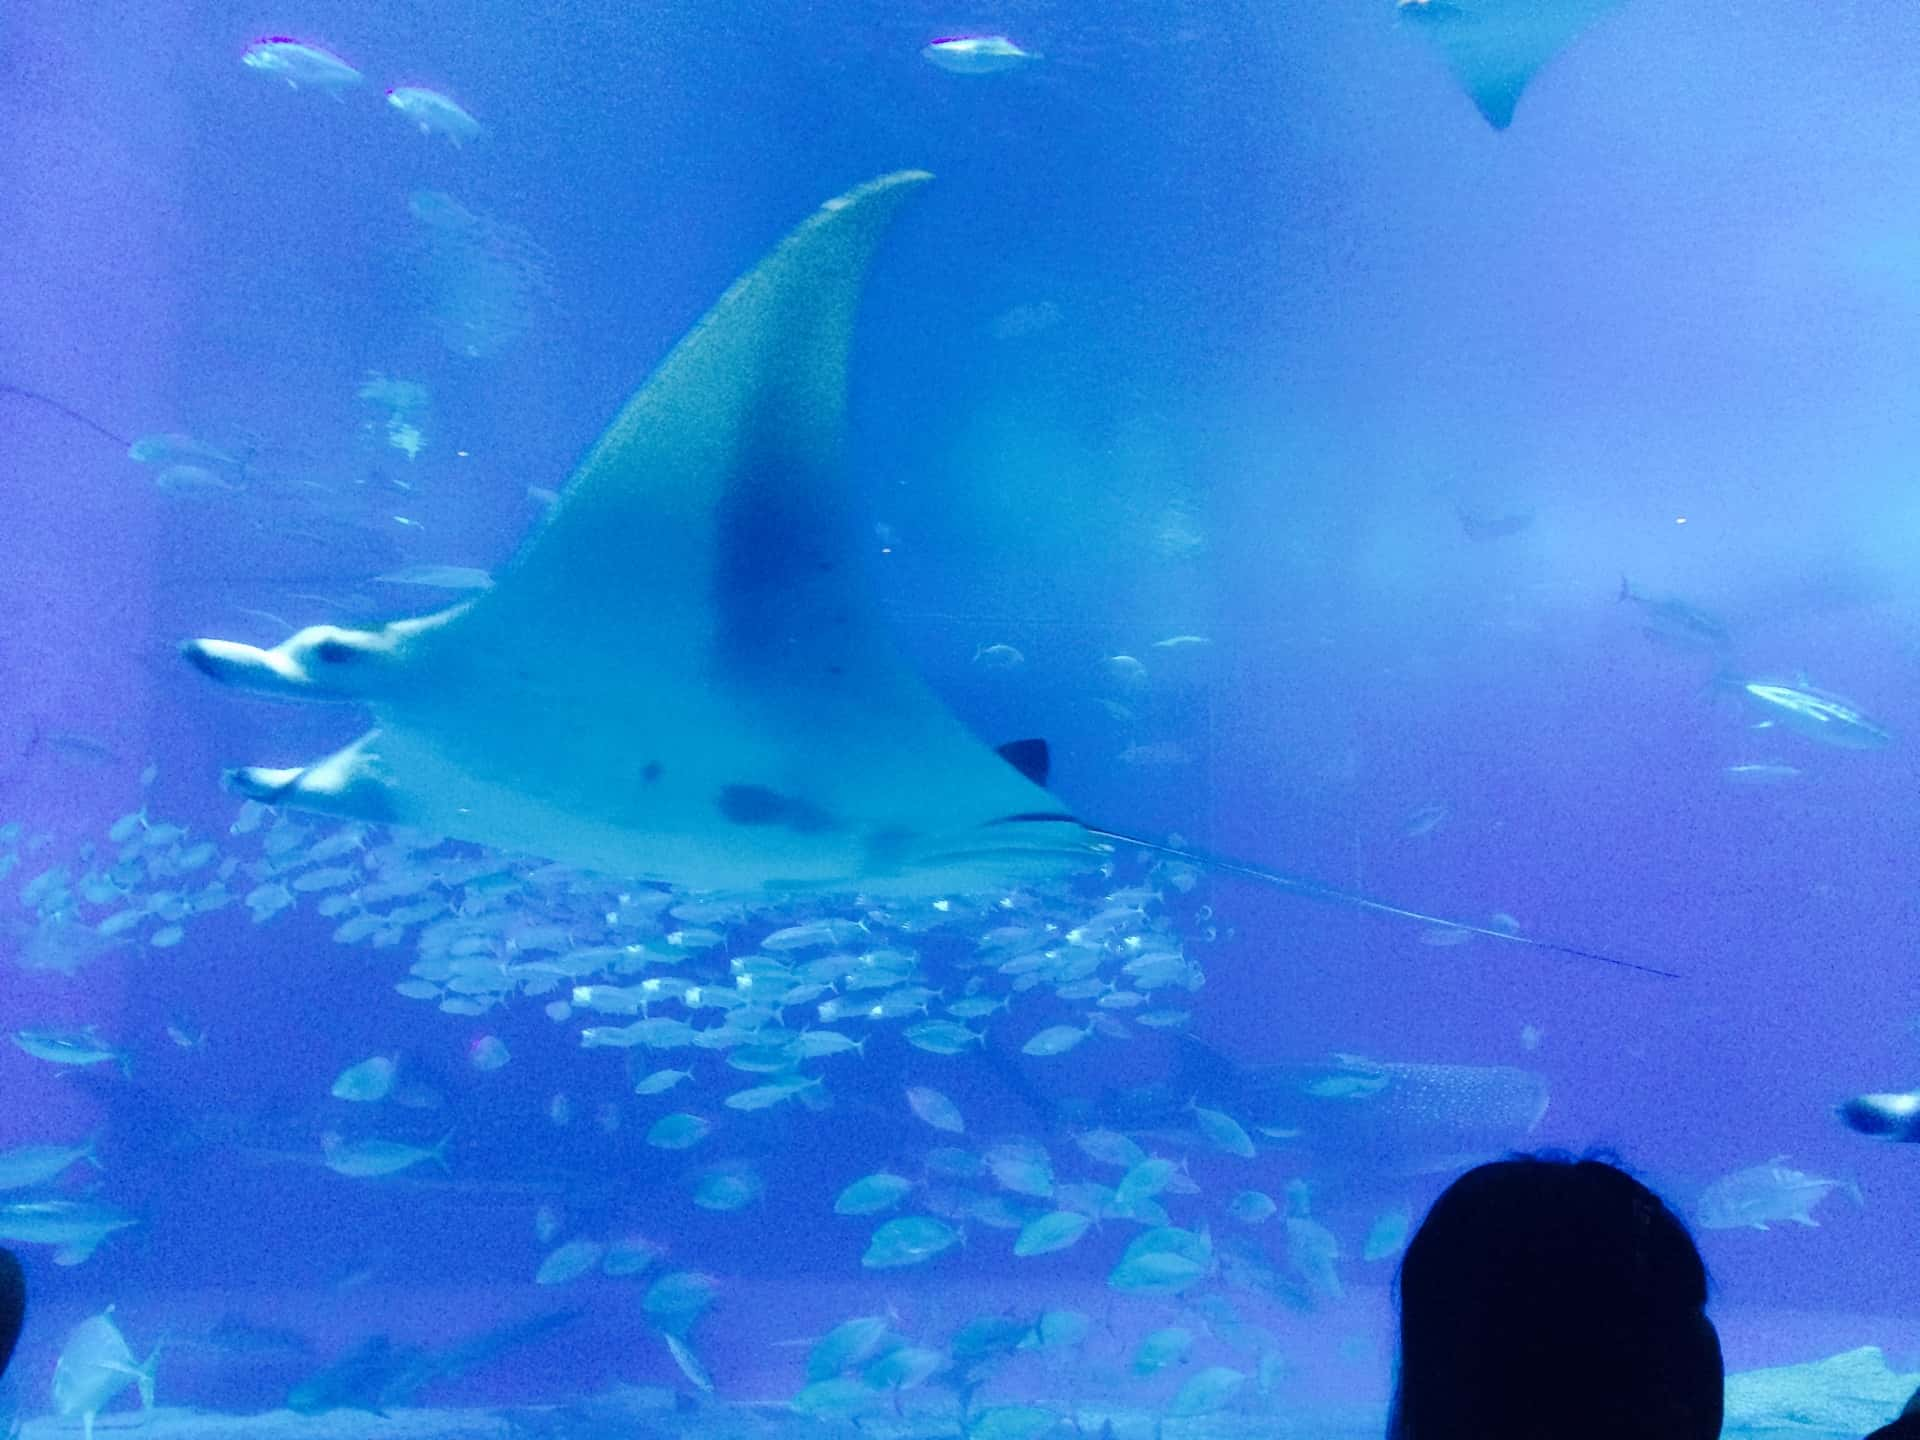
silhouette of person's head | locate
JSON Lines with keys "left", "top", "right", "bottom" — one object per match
{"left": 1389, "top": 1153, "right": 1722, "bottom": 1440}
{"left": 0, "top": 1247, "right": 22, "bottom": 1378}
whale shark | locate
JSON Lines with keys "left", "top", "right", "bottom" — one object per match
{"left": 184, "top": 171, "right": 1663, "bottom": 974}
{"left": 1398, "top": 0, "right": 1627, "bottom": 130}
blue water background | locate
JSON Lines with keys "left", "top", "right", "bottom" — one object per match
{"left": 2, "top": 0, "right": 1918, "bottom": 1417}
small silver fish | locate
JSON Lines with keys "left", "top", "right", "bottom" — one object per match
{"left": 387, "top": 86, "right": 482, "bottom": 145}
{"left": 921, "top": 34, "right": 1037, "bottom": 74}
{"left": 241, "top": 37, "right": 363, "bottom": 94}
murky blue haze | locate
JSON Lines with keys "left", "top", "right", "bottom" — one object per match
{"left": 2, "top": 1, "right": 1917, "bottom": 1435}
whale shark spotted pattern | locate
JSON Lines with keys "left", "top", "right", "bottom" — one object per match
{"left": 184, "top": 172, "right": 1660, "bottom": 972}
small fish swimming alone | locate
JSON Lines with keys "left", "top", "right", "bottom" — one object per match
{"left": 920, "top": 35, "right": 1037, "bottom": 74}
{"left": 1730, "top": 678, "right": 1892, "bottom": 750}
{"left": 12, "top": 1026, "right": 128, "bottom": 1074}
{"left": 387, "top": 86, "right": 482, "bottom": 145}
{"left": 53, "top": 1307, "right": 159, "bottom": 1440}
{"left": 241, "top": 38, "right": 363, "bottom": 94}
{"left": 331, "top": 1056, "right": 397, "bottom": 1103}
{"left": 0, "top": 1137, "right": 100, "bottom": 1191}
{"left": 321, "top": 1132, "right": 450, "bottom": 1179}
{"left": 0, "top": 1199, "right": 137, "bottom": 1265}
{"left": 1618, "top": 578, "right": 1731, "bottom": 651}
{"left": 1694, "top": 1156, "right": 1860, "bottom": 1231}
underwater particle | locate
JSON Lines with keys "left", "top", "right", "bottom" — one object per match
{"left": 54, "top": 1308, "right": 158, "bottom": 1439}
{"left": 905, "top": 1084, "right": 965, "bottom": 1134}
{"left": 862, "top": 1215, "right": 960, "bottom": 1268}
{"left": 468, "top": 1035, "right": 510, "bottom": 1071}
{"left": 972, "top": 643, "right": 1025, "bottom": 669}
{"left": 1402, "top": 802, "right": 1449, "bottom": 838}
{"left": 1519, "top": 1023, "right": 1544, "bottom": 1052}
{"left": 1694, "top": 1156, "right": 1861, "bottom": 1230}
{"left": 1363, "top": 1207, "right": 1411, "bottom": 1261}
{"left": 596, "top": 1101, "right": 621, "bottom": 1133}
{"left": 387, "top": 86, "right": 482, "bottom": 144}
{"left": 534, "top": 1238, "right": 603, "bottom": 1285}
{"left": 1131, "top": 1326, "right": 1194, "bottom": 1376}
{"left": 645, "top": 1112, "right": 710, "bottom": 1150}
{"left": 320, "top": 1131, "right": 449, "bottom": 1178}
{"left": 1167, "top": 1365, "right": 1245, "bottom": 1418}
{"left": 241, "top": 37, "right": 362, "bottom": 93}
{"left": 534, "top": 1203, "right": 563, "bottom": 1244}
{"left": 921, "top": 34, "right": 1037, "bottom": 73}
{"left": 1228, "top": 1190, "right": 1277, "bottom": 1224}
{"left": 1013, "top": 1210, "right": 1091, "bottom": 1258}
{"left": 548, "top": 1093, "right": 573, "bottom": 1126}
{"left": 833, "top": 1175, "right": 913, "bottom": 1221}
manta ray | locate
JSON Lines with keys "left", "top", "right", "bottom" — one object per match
{"left": 185, "top": 171, "right": 1664, "bottom": 974}
{"left": 1398, "top": 0, "right": 1627, "bottom": 130}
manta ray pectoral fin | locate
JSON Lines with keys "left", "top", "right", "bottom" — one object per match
{"left": 182, "top": 638, "right": 309, "bottom": 696}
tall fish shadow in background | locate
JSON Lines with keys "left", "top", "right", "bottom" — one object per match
{"left": 183, "top": 172, "right": 1667, "bottom": 974}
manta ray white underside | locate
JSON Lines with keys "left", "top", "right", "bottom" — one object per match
{"left": 184, "top": 171, "right": 1660, "bottom": 972}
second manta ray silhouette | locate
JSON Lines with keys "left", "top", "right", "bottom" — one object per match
{"left": 1398, "top": 0, "right": 1627, "bottom": 130}
{"left": 185, "top": 171, "right": 1668, "bottom": 977}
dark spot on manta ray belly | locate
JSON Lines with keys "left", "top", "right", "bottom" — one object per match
{"left": 717, "top": 784, "right": 837, "bottom": 834}
{"left": 642, "top": 761, "right": 662, "bottom": 783}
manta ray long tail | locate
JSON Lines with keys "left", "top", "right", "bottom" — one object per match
{"left": 1082, "top": 827, "right": 1677, "bottom": 979}
{"left": 0, "top": 382, "right": 130, "bottom": 448}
